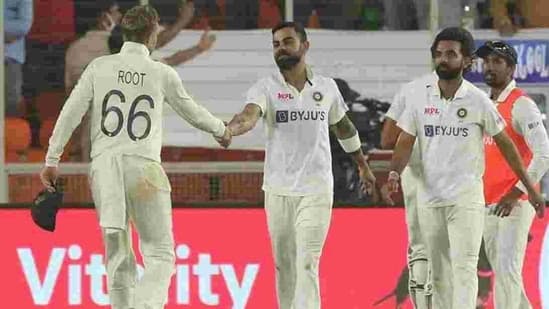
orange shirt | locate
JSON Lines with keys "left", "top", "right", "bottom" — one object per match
{"left": 484, "top": 88, "right": 533, "bottom": 205}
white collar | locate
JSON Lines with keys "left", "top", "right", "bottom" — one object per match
{"left": 120, "top": 41, "right": 150, "bottom": 56}
{"left": 426, "top": 78, "right": 469, "bottom": 100}
{"left": 274, "top": 65, "right": 315, "bottom": 87}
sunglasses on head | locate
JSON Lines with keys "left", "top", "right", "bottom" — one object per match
{"left": 486, "top": 41, "right": 512, "bottom": 53}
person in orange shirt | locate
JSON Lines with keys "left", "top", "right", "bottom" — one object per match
{"left": 476, "top": 40, "right": 549, "bottom": 309}
{"left": 491, "top": 0, "right": 549, "bottom": 35}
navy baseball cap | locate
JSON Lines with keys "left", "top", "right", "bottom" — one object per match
{"left": 475, "top": 40, "right": 518, "bottom": 64}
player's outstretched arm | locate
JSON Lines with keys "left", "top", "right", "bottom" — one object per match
{"left": 227, "top": 103, "right": 262, "bottom": 136}
{"left": 493, "top": 130, "right": 545, "bottom": 217}
{"left": 164, "top": 68, "right": 227, "bottom": 142}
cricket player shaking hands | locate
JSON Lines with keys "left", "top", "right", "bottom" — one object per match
{"left": 381, "top": 27, "right": 544, "bottom": 309}
{"left": 226, "top": 21, "right": 377, "bottom": 309}
{"left": 39, "top": 5, "right": 231, "bottom": 309}
{"left": 476, "top": 40, "right": 548, "bottom": 309}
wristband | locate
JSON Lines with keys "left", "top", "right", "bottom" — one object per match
{"left": 338, "top": 133, "right": 361, "bottom": 153}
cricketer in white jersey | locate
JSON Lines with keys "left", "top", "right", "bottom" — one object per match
{"left": 381, "top": 72, "right": 437, "bottom": 309}
{"left": 382, "top": 27, "right": 544, "bottom": 309}
{"left": 476, "top": 40, "right": 549, "bottom": 309}
{"left": 226, "top": 22, "right": 377, "bottom": 309}
{"left": 40, "top": 6, "right": 230, "bottom": 309}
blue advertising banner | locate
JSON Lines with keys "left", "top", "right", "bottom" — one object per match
{"left": 466, "top": 40, "right": 549, "bottom": 83}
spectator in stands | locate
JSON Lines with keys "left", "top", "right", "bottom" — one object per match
{"left": 293, "top": 0, "right": 366, "bottom": 29}
{"left": 491, "top": 0, "right": 549, "bottom": 35}
{"left": 5, "top": 0, "right": 33, "bottom": 117}
{"left": 225, "top": 0, "right": 259, "bottom": 29}
{"left": 65, "top": 1, "right": 194, "bottom": 161}
{"left": 387, "top": 0, "right": 480, "bottom": 30}
{"left": 108, "top": 24, "right": 216, "bottom": 66}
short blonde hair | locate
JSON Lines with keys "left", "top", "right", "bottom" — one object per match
{"left": 121, "top": 5, "right": 159, "bottom": 43}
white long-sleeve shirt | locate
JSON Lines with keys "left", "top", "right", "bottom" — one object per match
{"left": 46, "top": 42, "right": 225, "bottom": 167}
{"left": 491, "top": 80, "right": 549, "bottom": 193}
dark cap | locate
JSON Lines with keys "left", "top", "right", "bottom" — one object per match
{"left": 30, "top": 187, "right": 63, "bottom": 232}
{"left": 475, "top": 40, "right": 518, "bottom": 64}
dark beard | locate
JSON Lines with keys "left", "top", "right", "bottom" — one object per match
{"left": 435, "top": 65, "right": 462, "bottom": 80}
{"left": 275, "top": 55, "right": 301, "bottom": 70}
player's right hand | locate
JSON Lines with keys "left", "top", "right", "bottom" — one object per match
{"left": 528, "top": 190, "right": 546, "bottom": 219}
{"left": 198, "top": 28, "right": 216, "bottom": 52}
{"left": 380, "top": 181, "right": 397, "bottom": 206}
{"left": 40, "top": 166, "right": 59, "bottom": 193}
{"left": 215, "top": 127, "right": 232, "bottom": 148}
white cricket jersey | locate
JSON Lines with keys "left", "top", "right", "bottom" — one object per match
{"left": 246, "top": 67, "right": 349, "bottom": 195}
{"left": 386, "top": 72, "right": 438, "bottom": 175}
{"left": 491, "top": 80, "right": 549, "bottom": 193}
{"left": 46, "top": 42, "right": 225, "bottom": 167}
{"left": 397, "top": 78, "right": 505, "bottom": 207}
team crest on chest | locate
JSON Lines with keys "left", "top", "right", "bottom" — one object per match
{"left": 312, "top": 91, "right": 323, "bottom": 102}
{"left": 457, "top": 108, "right": 467, "bottom": 118}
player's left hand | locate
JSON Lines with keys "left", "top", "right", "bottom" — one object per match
{"left": 40, "top": 166, "right": 59, "bottom": 192}
{"left": 493, "top": 195, "right": 520, "bottom": 217}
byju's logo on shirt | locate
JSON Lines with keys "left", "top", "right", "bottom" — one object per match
{"left": 424, "top": 125, "right": 469, "bottom": 137}
{"left": 276, "top": 110, "right": 326, "bottom": 123}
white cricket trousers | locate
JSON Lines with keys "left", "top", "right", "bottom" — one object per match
{"left": 264, "top": 191, "right": 333, "bottom": 309}
{"left": 483, "top": 200, "right": 535, "bottom": 309}
{"left": 90, "top": 155, "right": 175, "bottom": 309}
{"left": 418, "top": 204, "right": 484, "bottom": 309}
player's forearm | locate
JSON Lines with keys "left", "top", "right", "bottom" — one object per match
{"left": 179, "top": 103, "right": 225, "bottom": 137}
{"left": 45, "top": 100, "right": 88, "bottom": 167}
{"left": 163, "top": 45, "right": 203, "bottom": 67}
{"left": 495, "top": 134, "right": 537, "bottom": 193}
{"left": 389, "top": 134, "right": 415, "bottom": 175}
{"left": 156, "top": 19, "right": 190, "bottom": 49}
{"left": 349, "top": 149, "right": 369, "bottom": 169}
{"left": 515, "top": 152, "right": 549, "bottom": 193}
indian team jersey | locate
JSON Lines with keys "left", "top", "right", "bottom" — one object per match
{"left": 246, "top": 68, "right": 349, "bottom": 195}
{"left": 397, "top": 78, "right": 505, "bottom": 207}
{"left": 46, "top": 42, "right": 225, "bottom": 166}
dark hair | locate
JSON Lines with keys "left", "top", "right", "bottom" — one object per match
{"left": 430, "top": 27, "right": 475, "bottom": 58}
{"left": 108, "top": 25, "right": 124, "bottom": 54}
{"left": 121, "top": 5, "right": 159, "bottom": 44}
{"left": 272, "top": 22, "right": 308, "bottom": 42}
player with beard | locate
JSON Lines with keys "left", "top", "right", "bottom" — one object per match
{"left": 225, "top": 21, "right": 378, "bottom": 309}
{"left": 475, "top": 40, "right": 548, "bottom": 309}
{"left": 381, "top": 27, "right": 544, "bottom": 309}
